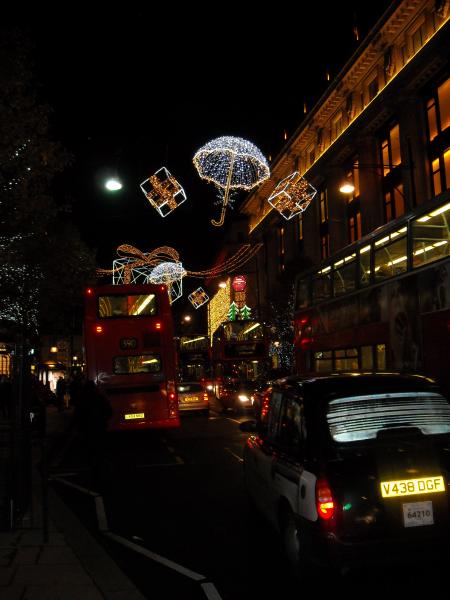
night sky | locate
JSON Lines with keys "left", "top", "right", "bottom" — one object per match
{"left": 7, "top": 2, "right": 393, "bottom": 303}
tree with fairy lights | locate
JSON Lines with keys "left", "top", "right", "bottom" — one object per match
{"left": 0, "top": 30, "right": 95, "bottom": 336}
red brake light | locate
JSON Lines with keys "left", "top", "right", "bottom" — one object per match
{"left": 86, "top": 288, "right": 93, "bottom": 295}
{"left": 155, "top": 322, "right": 162, "bottom": 330}
{"left": 316, "top": 478, "right": 335, "bottom": 520}
{"left": 95, "top": 325, "right": 103, "bottom": 334}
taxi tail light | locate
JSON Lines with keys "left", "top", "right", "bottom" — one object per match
{"left": 316, "top": 477, "right": 335, "bottom": 520}
{"left": 167, "top": 380, "right": 178, "bottom": 418}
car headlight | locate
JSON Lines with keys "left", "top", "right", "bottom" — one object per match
{"left": 238, "top": 394, "right": 250, "bottom": 403}
{"left": 207, "top": 385, "right": 213, "bottom": 390}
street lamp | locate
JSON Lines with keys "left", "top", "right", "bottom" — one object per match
{"left": 105, "top": 178, "right": 123, "bottom": 191}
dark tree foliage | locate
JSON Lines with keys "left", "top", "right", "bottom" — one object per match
{"left": 0, "top": 29, "right": 95, "bottom": 336}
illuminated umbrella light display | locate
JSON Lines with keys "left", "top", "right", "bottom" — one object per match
{"left": 140, "top": 166, "right": 187, "bottom": 217}
{"left": 267, "top": 172, "right": 317, "bottom": 220}
{"left": 193, "top": 136, "right": 270, "bottom": 227}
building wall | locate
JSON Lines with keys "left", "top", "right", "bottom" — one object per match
{"left": 237, "top": 0, "right": 450, "bottom": 385}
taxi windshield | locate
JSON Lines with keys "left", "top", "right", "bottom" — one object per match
{"left": 326, "top": 392, "right": 450, "bottom": 443}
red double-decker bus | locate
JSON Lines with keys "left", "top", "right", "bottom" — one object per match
{"left": 83, "top": 283, "right": 179, "bottom": 430}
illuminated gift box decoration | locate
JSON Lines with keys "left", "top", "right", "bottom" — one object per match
{"left": 268, "top": 172, "right": 317, "bottom": 220}
{"left": 140, "top": 167, "right": 187, "bottom": 217}
{"left": 188, "top": 287, "right": 209, "bottom": 309}
{"left": 112, "top": 257, "right": 153, "bottom": 285}
{"left": 149, "top": 261, "right": 186, "bottom": 304}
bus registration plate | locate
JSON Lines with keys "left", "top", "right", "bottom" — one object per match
{"left": 125, "top": 413, "right": 145, "bottom": 420}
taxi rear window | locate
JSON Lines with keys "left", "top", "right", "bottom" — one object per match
{"left": 177, "top": 383, "right": 203, "bottom": 393}
{"left": 326, "top": 392, "right": 450, "bottom": 442}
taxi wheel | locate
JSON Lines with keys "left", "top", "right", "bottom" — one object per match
{"left": 281, "top": 509, "right": 307, "bottom": 579}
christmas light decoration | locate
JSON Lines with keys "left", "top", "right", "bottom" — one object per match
{"left": 140, "top": 167, "right": 187, "bottom": 217}
{"left": 268, "top": 172, "right": 317, "bottom": 220}
{"left": 149, "top": 262, "right": 186, "bottom": 304}
{"left": 232, "top": 275, "right": 247, "bottom": 292}
{"left": 240, "top": 304, "right": 252, "bottom": 320}
{"left": 193, "top": 136, "right": 270, "bottom": 227}
{"left": 98, "top": 243, "right": 263, "bottom": 284}
{"left": 228, "top": 301, "right": 239, "bottom": 321}
{"left": 188, "top": 287, "right": 209, "bottom": 309}
{"left": 208, "top": 278, "right": 231, "bottom": 343}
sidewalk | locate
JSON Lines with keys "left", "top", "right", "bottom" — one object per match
{"left": 0, "top": 406, "right": 147, "bottom": 600}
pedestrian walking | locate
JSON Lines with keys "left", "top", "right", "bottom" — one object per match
{"left": 55, "top": 376, "right": 66, "bottom": 412}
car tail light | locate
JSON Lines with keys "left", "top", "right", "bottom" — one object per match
{"left": 95, "top": 325, "right": 103, "bottom": 334}
{"left": 155, "top": 322, "right": 162, "bottom": 330}
{"left": 203, "top": 392, "right": 208, "bottom": 402}
{"left": 316, "top": 477, "right": 335, "bottom": 520}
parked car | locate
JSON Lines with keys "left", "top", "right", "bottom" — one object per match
{"left": 176, "top": 382, "right": 209, "bottom": 416}
{"left": 219, "top": 381, "right": 256, "bottom": 414}
{"left": 240, "top": 372, "right": 450, "bottom": 576}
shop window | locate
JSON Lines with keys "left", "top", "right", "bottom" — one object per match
{"left": 314, "top": 351, "right": 332, "bottom": 373}
{"left": 361, "top": 346, "right": 374, "bottom": 370}
{"left": 412, "top": 202, "right": 450, "bottom": 268}
{"left": 334, "top": 348, "right": 358, "bottom": 371}
{"left": 376, "top": 344, "right": 386, "bottom": 370}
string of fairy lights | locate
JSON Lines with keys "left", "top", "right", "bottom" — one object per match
{"left": 97, "top": 243, "right": 262, "bottom": 283}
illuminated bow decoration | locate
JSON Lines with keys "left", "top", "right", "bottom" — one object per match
{"left": 97, "top": 244, "right": 181, "bottom": 284}
{"left": 96, "top": 242, "right": 263, "bottom": 283}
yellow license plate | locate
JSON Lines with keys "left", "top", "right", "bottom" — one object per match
{"left": 381, "top": 476, "right": 445, "bottom": 498}
{"left": 124, "top": 412, "right": 145, "bottom": 420}
{"left": 183, "top": 396, "right": 198, "bottom": 403}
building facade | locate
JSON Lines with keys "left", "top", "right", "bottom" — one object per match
{"left": 239, "top": 0, "right": 450, "bottom": 393}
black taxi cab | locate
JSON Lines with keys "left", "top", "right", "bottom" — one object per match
{"left": 240, "top": 373, "right": 450, "bottom": 575}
